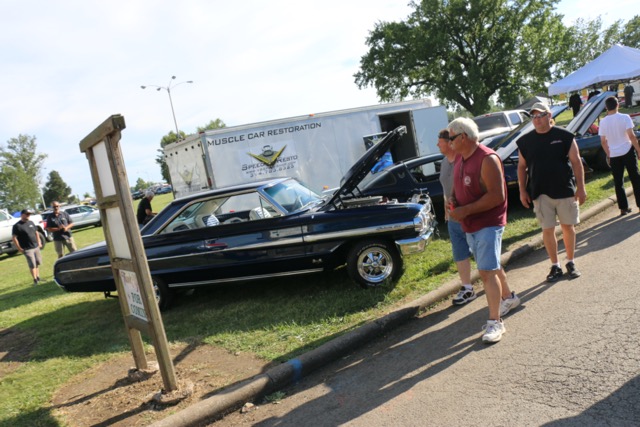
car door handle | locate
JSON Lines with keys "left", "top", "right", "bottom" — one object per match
{"left": 201, "top": 239, "right": 228, "bottom": 251}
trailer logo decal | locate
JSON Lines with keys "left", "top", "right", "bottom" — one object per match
{"left": 248, "top": 145, "right": 287, "bottom": 167}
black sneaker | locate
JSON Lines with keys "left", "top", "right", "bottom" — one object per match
{"left": 546, "top": 265, "right": 563, "bottom": 282}
{"left": 565, "top": 262, "right": 581, "bottom": 279}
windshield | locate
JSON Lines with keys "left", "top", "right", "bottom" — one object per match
{"left": 263, "top": 179, "right": 323, "bottom": 213}
{"left": 473, "top": 114, "right": 509, "bottom": 132}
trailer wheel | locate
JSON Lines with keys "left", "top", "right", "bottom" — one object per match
{"left": 346, "top": 240, "right": 402, "bottom": 288}
{"left": 152, "top": 276, "right": 174, "bottom": 311}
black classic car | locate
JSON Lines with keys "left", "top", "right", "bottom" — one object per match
{"left": 54, "top": 127, "right": 436, "bottom": 309}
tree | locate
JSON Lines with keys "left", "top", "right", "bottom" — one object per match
{"left": 197, "top": 119, "right": 226, "bottom": 133}
{"left": 619, "top": 15, "right": 640, "bottom": 48}
{"left": 42, "top": 170, "right": 72, "bottom": 207}
{"left": 0, "top": 134, "right": 47, "bottom": 211}
{"left": 155, "top": 119, "right": 226, "bottom": 184}
{"left": 355, "top": 0, "right": 568, "bottom": 115}
{"left": 134, "top": 177, "right": 149, "bottom": 191}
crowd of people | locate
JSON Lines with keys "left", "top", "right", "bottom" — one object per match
{"left": 438, "top": 101, "right": 591, "bottom": 344}
{"left": 440, "top": 96, "right": 639, "bottom": 344}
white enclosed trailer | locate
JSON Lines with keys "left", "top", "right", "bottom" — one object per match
{"left": 164, "top": 99, "right": 448, "bottom": 198}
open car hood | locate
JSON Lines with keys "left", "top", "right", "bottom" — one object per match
{"left": 326, "top": 125, "right": 406, "bottom": 206}
{"left": 566, "top": 90, "right": 613, "bottom": 136}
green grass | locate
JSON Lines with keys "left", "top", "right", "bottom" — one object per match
{"left": 0, "top": 174, "right": 620, "bottom": 425}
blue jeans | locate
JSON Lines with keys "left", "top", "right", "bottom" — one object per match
{"left": 448, "top": 220, "right": 471, "bottom": 262}
{"left": 465, "top": 226, "right": 504, "bottom": 271}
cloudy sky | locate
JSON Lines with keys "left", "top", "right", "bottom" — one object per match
{"left": 0, "top": 0, "right": 633, "bottom": 199}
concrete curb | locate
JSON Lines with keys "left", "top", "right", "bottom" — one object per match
{"left": 151, "top": 191, "right": 622, "bottom": 427}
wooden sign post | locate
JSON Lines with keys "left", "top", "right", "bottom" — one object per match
{"left": 80, "top": 115, "right": 177, "bottom": 392}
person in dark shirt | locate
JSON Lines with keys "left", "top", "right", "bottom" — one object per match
{"left": 46, "top": 201, "right": 77, "bottom": 258}
{"left": 136, "top": 190, "right": 156, "bottom": 225}
{"left": 517, "top": 103, "right": 587, "bottom": 283}
{"left": 624, "top": 85, "right": 635, "bottom": 108}
{"left": 568, "top": 93, "right": 582, "bottom": 117}
{"left": 11, "top": 209, "right": 43, "bottom": 285}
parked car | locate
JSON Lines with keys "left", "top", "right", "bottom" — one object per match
{"left": 565, "top": 91, "right": 640, "bottom": 171}
{"left": 43, "top": 204, "right": 102, "bottom": 231}
{"left": 473, "top": 109, "right": 529, "bottom": 142}
{"left": 155, "top": 185, "right": 172, "bottom": 195}
{"left": 131, "top": 190, "right": 144, "bottom": 200}
{"left": 54, "top": 127, "right": 437, "bottom": 309}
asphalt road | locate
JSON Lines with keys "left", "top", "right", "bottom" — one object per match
{"left": 213, "top": 204, "right": 640, "bottom": 427}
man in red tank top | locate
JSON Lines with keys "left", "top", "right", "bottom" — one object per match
{"left": 449, "top": 117, "right": 520, "bottom": 343}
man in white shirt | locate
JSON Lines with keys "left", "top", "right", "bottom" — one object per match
{"left": 598, "top": 96, "right": 640, "bottom": 215}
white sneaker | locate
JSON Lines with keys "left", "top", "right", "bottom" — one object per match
{"left": 482, "top": 319, "right": 506, "bottom": 343}
{"left": 452, "top": 285, "right": 477, "bottom": 306}
{"left": 499, "top": 292, "right": 521, "bottom": 317}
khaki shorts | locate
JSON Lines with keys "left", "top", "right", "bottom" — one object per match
{"left": 533, "top": 194, "right": 580, "bottom": 229}
{"left": 54, "top": 237, "right": 77, "bottom": 257}
{"left": 24, "top": 248, "right": 42, "bottom": 269}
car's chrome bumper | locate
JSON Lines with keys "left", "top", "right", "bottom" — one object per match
{"left": 396, "top": 228, "right": 434, "bottom": 255}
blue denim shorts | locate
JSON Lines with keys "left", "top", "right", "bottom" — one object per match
{"left": 448, "top": 220, "right": 472, "bottom": 262}
{"left": 465, "top": 226, "right": 504, "bottom": 271}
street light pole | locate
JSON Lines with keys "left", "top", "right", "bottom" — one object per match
{"left": 141, "top": 76, "right": 193, "bottom": 140}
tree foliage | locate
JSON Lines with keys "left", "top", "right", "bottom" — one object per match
{"left": 619, "top": 15, "right": 640, "bottom": 48}
{"left": 42, "top": 170, "right": 72, "bottom": 207}
{"left": 355, "top": 0, "right": 568, "bottom": 115}
{"left": 0, "top": 134, "right": 47, "bottom": 211}
{"left": 155, "top": 119, "right": 226, "bottom": 183}
{"left": 134, "top": 177, "right": 152, "bottom": 191}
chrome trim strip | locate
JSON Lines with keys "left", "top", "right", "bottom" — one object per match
{"left": 303, "top": 221, "right": 415, "bottom": 243}
{"left": 168, "top": 268, "right": 324, "bottom": 288}
{"left": 57, "top": 264, "right": 112, "bottom": 274}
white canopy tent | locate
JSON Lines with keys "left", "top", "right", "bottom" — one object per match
{"left": 548, "top": 44, "right": 640, "bottom": 96}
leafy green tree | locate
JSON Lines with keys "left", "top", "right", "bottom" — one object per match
{"left": 134, "top": 177, "right": 148, "bottom": 191}
{"left": 355, "top": 0, "right": 568, "bottom": 115}
{"left": 42, "top": 170, "right": 72, "bottom": 208}
{"left": 618, "top": 15, "right": 640, "bottom": 48}
{"left": 197, "top": 119, "right": 226, "bottom": 133}
{"left": 0, "top": 134, "right": 47, "bottom": 211}
{"left": 155, "top": 119, "right": 226, "bottom": 183}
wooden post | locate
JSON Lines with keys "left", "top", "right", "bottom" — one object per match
{"left": 80, "top": 115, "right": 177, "bottom": 392}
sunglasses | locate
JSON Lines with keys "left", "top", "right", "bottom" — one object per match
{"left": 448, "top": 133, "right": 463, "bottom": 142}
{"left": 532, "top": 112, "right": 549, "bottom": 119}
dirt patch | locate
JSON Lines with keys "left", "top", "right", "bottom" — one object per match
{"left": 0, "top": 328, "right": 37, "bottom": 377}
{"left": 51, "top": 343, "right": 272, "bottom": 426}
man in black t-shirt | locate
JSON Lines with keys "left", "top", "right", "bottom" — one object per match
{"left": 46, "top": 201, "right": 77, "bottom": 258}
{"left": 11, "top": 209, "right": 43, "bottom": 286}
{"left": 136, "top": 190, "right": 156, "bottom": 225}
{"left": 517, "top": 103, "right": 587, "bottom": 283}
